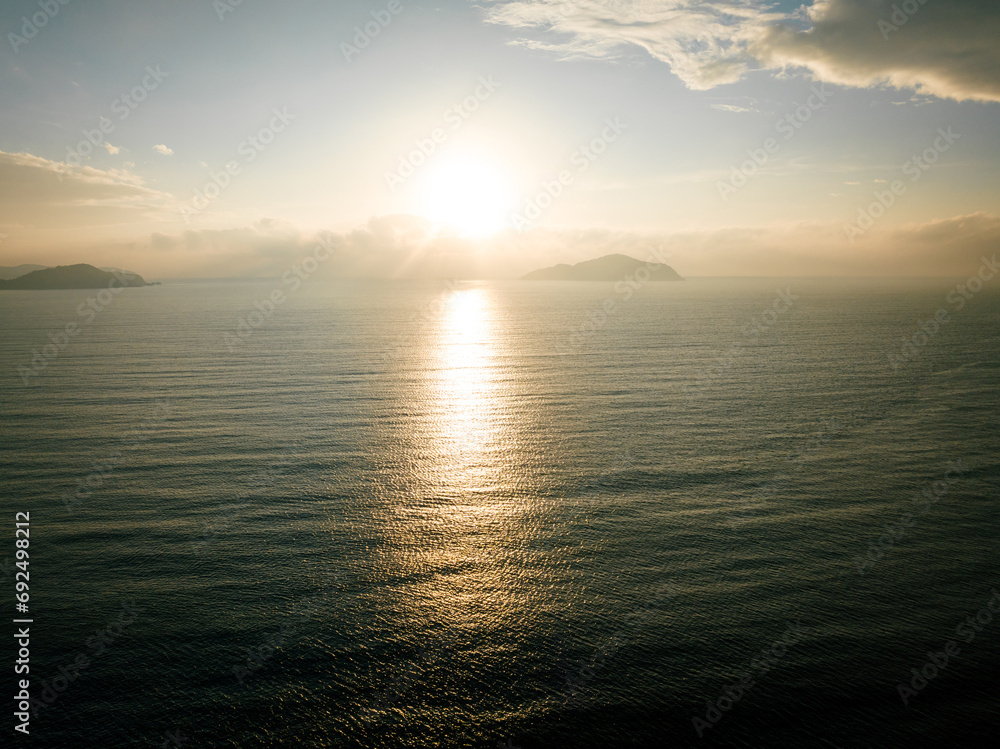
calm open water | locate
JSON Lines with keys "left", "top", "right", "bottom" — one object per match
{"left": 1, "top": 277, "right": 998, "bottom": 748}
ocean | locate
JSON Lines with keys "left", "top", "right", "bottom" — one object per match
{"left": 1, "top": 277, "right": 998, "bottom": 748}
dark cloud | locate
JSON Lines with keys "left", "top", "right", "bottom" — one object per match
{"left": 759, "top": 0, "right": 1000, "bottom": 102}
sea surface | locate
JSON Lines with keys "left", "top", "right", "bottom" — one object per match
{"left": 1, "top": 277, "right": 998, "bottom": 748}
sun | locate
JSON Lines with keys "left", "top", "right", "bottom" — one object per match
{"left": 417, "top": 151, "right": 515, "bottom": 237}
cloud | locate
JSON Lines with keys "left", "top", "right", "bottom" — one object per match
{"left": 650, "top": 213, "right": 1000, "bottom": 277}
{"left": 103, "top": 143, "right": 121, "bottom": 155}
{"left": 481, "top": 215, "right": 1000, "bottom": 278}
{"left": 108, "top": 216, "right": 444, "bottom": 279}
{"left": 482, "top": 0, "right": 778, "bottom": 89}
{"left": 757, "top": 0, "right": 1000, "bottom": 102}
{"left": 2, "top": 153, "right": 992, "bottom": 277}
{"left": 0, "top": 150, "right": 174, "bottom": 228}
{"left": 153, "top": 144, "right": 174, "bottom": 156}
{"left": 482, "top": 0, "right": 1000, "bottom": 102}
{"left": 73, "top": 211, "right": 1000, "bottom": 280}
{"left": 710, "top": 103, "right": 755, "bottom": 113}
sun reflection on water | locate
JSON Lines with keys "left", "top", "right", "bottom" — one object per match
{"left": 429, "top": 287, "right": 503, "bottom": 482}
{"left": 373, "top": 285, "right": 564, "bottom": 664}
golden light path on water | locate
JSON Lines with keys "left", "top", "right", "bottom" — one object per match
{"left": 379, "top": 285, "right": 523, "bottom": 616}
{"left": 432, "top": 288, "right": 501, "bottom": 476}
{"left": 370, "top": 282, "right": 563, "bottom": 694}
{"left": 418, "top": 285, "right": 527, "bottom": 537}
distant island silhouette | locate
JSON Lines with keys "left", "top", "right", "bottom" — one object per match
{"left": 522, "top": 253, "right": 683, "bottom": 282}
{"left": 0, "top": 264, "right": 156, "bottom": 290}
{"left": 0, "top": 264, "right": 48, "bottom": 281}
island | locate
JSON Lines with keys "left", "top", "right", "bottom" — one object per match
{"left": 522, "top": 253, "right": 683, "bottom": 282}
{"left": 0, "top": 264, "right": 48, "bottom": 281}
{"left": 0, "top": 264, "right": 157, "bottom": 290}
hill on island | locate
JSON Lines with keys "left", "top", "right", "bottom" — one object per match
{"left": 0, "top": 264, "right": 155, "bottom": 290}
{"left": 522, "top": 254, "right": 683, "bottom": 282}
{"left": 0, "top": 264, "right": 48, "bottom": 280}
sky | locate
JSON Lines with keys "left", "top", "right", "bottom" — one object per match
{"left": 0, "top": 0, "right": 998, "bottom": 279}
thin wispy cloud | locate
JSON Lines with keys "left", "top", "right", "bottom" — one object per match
{"left": 0, "top": 150, "right": 174, "bottom": 226}
{"left": 153, "top": 144, "right": 174, "bottom": 156}
{"left": 483, "top": 0, "right": 1000, "bottom": 101}
{"left": 482, "top": 0, "right": 779, "bottom": 89}
{"left": 710, "top": 103, "right": 755, "bottom": 113}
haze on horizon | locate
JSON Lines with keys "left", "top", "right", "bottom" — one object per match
{"left": 1, "top": 0, "right": 998, "bottom": 280}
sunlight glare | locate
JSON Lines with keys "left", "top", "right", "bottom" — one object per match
{"left": 418, "top": 153, "right": 515, "bottom": 237}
